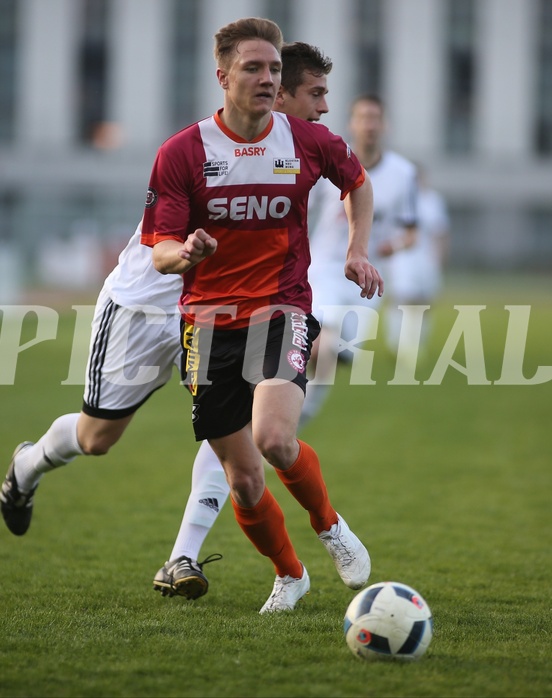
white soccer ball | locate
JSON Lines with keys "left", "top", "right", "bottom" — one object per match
{"left": 344, "top": 581, "right": 433, "bottom": 660}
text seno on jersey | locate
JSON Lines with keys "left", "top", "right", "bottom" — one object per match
{"left": 207, "top": 196, "right": 291, "bottom": 220}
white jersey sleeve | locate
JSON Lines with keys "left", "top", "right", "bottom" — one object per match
{"left": 308, "top": 176, "right": 352, "bottom": 268}
{"left": 368, "top": 152, "right": 418, "bottom": 253}
{"left": 103, "top": 223, "right": 182, "bottom": 313}
{"left": 418, "top": 189, "right": 450, "bottom": 240}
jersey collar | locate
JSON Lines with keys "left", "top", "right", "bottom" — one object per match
{"left": 214, "top": 109, "right": 274, "bottom": 144}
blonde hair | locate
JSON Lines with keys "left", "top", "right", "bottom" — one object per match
{"left": 214, "top": 17, "right": 283, "bottom": 70}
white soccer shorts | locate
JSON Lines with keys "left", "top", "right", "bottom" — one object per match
{"left": 83, "top": 287, "right": 181, "bottom": 418}
{"left": 388, "top": 247, "right": 442, "bottom": 302}
{"left": 309, "top": 262, "right": 385, "bottom": 343}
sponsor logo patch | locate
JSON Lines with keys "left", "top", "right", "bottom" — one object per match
{"left": 273, "top": 157, "right": 300, "bottom": 174}
{"left": 290, "top": 312, "right": 309, "bottom": 349}
{"left": 235, "top": 146, "right": 266, "bottom": 157}
{"left": 207, "top": 195, "right": 291, "bottom": 220}
{"left": 203, "top": 160, "right": 229, "bottom": 177}
{"left": 184, "top": 323, "right": 200, "bottom": 396}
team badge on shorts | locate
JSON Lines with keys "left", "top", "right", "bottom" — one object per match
{"left": 286, "top": 312, "right": 309, "bottom": 374}
{"left": 287, "top": 349, "right": 306, "bottom": 373}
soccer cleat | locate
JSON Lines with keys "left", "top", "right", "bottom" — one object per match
{"left": 1, "top": 442, "right": 36, "bottom": 536}
{"left": 153, "top": 553, "right": 222, "bottom": 600}
{"left": 318, "top": 514, "right": 371, "bottom": 589}
{"left": 259, "top": 563, "right": 310, "bottom": 614}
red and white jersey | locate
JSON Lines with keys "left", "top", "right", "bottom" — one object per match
{"left": 141, "top": 110, "right": 365, "bottom": 329}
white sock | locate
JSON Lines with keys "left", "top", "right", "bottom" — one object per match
{"left": 14, "top": 413, "right": 83, "bottom": 492}
{"left": 169, "top": 440, "right": 229, "bottom": 562}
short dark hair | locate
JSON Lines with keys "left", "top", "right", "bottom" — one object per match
{"left": 214, "top": 17, "right": 283, "bottom": 71}
{"left": 281, "top": 42, "right": 333, "bottom": 95}
{"left": 350, "top": 93, "right": 385, "bottom": 113}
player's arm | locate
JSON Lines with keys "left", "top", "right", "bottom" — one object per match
{"left": 152, "top": 229, "right": 217, "bottom": 275}
{"left": 403, "top": 225, "right": 417, "bottom": 249}
{"left": 378, "top": 224, "right": 417, "bottom": 257}
{"left": 378, "top": 164, "right": 419, "bottom": 257}
{"left": 343, "top": 177, "right": 384, "bottom": 299}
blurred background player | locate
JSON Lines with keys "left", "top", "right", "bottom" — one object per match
{"left": 387, "top": 162, "right": 450, "bottom": 365}
{"left": 302, "top": 93, "right": 418, "bottom": 424}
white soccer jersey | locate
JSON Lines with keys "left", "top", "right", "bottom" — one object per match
{"left": 388, "top": 186, "right": 449, "bottom": 301}
{"left": 308, "top": 150, "right": 417, "bottom": 328}
{"left": 103, "top": 223, "right": 182, "bottom": 313}
{"left": 309, "top": 150, "right": 418, "bottom": 267}
{"left": 416, "top": 187, "right": 450, "bottom": 259}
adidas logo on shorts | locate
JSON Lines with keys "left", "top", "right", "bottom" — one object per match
{"left": 199, "top": 497, "right": 219, "bottom": 512}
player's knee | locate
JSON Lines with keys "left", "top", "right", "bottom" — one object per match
{"left": 255, "top": 430, "right": 293, "bottom": 468}
{"left": 228, "top": 470, "right": 264, "bottom": 507}
{"left": 78, "top": 433, "right": 116, "bottom": 456}
{"left": 77, "top": 415, "right": 130, "bottom": 456}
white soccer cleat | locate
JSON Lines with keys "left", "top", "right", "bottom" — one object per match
{"left": 259, "top": 563, "right": 310, "bottom": 614}
{"left": 318, "top": 514, "right": 371, "bottom": 589}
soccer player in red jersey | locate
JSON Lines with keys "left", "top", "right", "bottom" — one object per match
{"left": 152, "top": 40, "right": 334, "bottom": 598}
{"left": 142, "top": 17, "right": 383, "bottom": 613}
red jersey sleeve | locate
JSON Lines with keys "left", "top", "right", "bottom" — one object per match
{"left": 318, "top": 126, "right": 365, "bottom": 199}
{"left": 140, "top": 128, "right": 195, "bottom": 248}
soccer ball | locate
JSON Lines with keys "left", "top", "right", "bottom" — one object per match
{"left": 344, "top": 581, "right": 433, "bottom": 661}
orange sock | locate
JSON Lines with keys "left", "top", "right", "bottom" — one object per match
{"left": 231, "top": 487, "right": 303, "bottom": 579}
{"left": 276, "top": 440, "right": 338, "bottom": 534}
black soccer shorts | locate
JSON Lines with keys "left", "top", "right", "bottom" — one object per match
{"left": 180, "top": 311, "right": 320, "bottom": 441}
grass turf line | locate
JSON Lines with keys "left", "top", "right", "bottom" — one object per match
{"left": 0, "top": 272, "right": 551, "bottom": 697}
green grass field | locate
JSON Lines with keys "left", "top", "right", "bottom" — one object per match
{"left": 1, "top": 272, "right": 551, "bottom": 698}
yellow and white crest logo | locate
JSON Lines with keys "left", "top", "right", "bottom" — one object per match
{"left": 273, "top": 158, "right": 300, "bottom": 175}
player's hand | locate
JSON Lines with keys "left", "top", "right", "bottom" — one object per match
{"left": 178, "top": 228, "right": 218, "bottom": 267}
{"left": 376, "top": 240, "right": 395, "bottom": 257}
{"left": 345, "top": 257, "right": 384, "bottom": 299}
